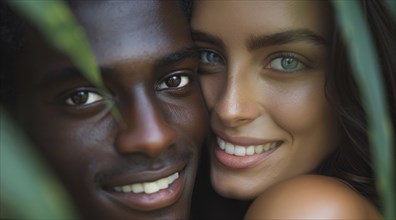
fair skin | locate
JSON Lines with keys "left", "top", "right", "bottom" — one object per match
{"left": 245, "top": 175, "right": 381, "bottom": 219}
{"left": 191, "top": 1, "right": 381, "bottom": 219}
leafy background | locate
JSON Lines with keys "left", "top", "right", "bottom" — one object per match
{"left": 0, "top": 0, "right": 394, "bottom": 219}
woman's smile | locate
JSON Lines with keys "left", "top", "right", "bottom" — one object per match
{"left": 212, "top": 132, "right": 283, "bottom": 169}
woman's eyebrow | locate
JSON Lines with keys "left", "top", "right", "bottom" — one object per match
{"left": 191, "top": 30, "right": 226, "bottom": 50}
{"left": 155, "top": 46, "right": 199, "bottom": 67}
{"left": 248, "top": 29, "right": 329, "bottom": 51}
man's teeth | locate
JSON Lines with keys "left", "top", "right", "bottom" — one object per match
{"left": 217, "top": 137, "right": 279, "bottom": 156}
{"left": 113, "top": 172, "right": 179, "bottom": 194}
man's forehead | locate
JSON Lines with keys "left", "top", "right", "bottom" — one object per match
{"left": 70, "top": 0, "right": 191, "bottom": 66}
{"left": 70, "top": 1, "right": 162, "bottom": 27}
{"left": 15, "top": 0, "right": 193, "bottom": 88}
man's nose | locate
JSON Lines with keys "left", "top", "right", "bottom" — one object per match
{"left": 115, "top": 88, "right": 177, "bottom": 157}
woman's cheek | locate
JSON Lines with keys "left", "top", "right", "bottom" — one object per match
{"left": 199, "top": 74, "right": 224, "bottom": 110}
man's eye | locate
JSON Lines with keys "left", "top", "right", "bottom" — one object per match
{"left": 267, "top": 55, "right": 306, "bottom": 73}
{"left": 199, "top": 50, "right": 224, "bottom": 65}
{"left": 65, "top": 90, "right": 104, "bottom": 106}
{"left": 158, "top": 75, "right": 190, "bottom": 90}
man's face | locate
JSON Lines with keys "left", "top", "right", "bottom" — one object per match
{"left": 13, "top": 1, "right": 208, "bottom": 219}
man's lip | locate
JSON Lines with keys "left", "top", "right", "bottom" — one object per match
{"left": 105, "top": 170, "right": 185, "bottom": 211}
{"left": 100, "top": 160, "right": 186, "bottom": 188}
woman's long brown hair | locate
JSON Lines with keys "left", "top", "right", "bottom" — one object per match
{"left": 318, "top": 0, "right": 396, "bottom": 211}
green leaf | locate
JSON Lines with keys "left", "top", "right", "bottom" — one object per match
{"left": 0, "top": 107, "right": 79, "bottom": 219}
{"left": 5, "top": 0, "right": 104, "bottom": 88}
{"left": 384, "top": 0, "right": 396, "bottom": 21}
{"left": 5, "top": 0, "right": 122, "bottom": 122}
{"left": 332, "top": 1, "right": 395, "bottom": 219}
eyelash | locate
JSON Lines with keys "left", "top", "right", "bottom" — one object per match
{"left": 156, "top": 71, "right": 194, "bottom": 91}
{"left": 199, "top": 49, "right": 226, "bottom": 66}
{"left": 197, "top": 49, "right": 227, "bottom": 75}
{"left": 198, "top": 48, "right": 309, "bottom": 74}
{"left": 265, "top": 52, "right": 308, "bottom": 73}
{"left": 63, "top": 88, "right": 105, "bottom": 107}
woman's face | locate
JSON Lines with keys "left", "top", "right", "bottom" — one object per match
{"left": 192, "top": 1, "right": 338, "bottom": 199}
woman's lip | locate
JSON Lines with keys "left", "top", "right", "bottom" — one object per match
{"left": 105, "top": 170, "right": 185, "bottom": 211}
{"left": 212, "top": 128, "right": 277, "bottom": 146}
{"left": 211, "top": 138, "right": 281, "bottom": 169}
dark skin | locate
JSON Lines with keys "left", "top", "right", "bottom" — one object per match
{"left": 12, "top": 1, "right": 208, "bottom": 219}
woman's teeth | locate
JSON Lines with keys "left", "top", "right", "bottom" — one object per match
{"left": 217, "top": 137, "right": 279, "bottom": 156}
{"left": 113, "top": 172, "right": 179, "bottom": 194}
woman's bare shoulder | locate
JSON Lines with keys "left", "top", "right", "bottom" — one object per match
{"left": 244, "top": 175, "right": 381, "bottom": 220}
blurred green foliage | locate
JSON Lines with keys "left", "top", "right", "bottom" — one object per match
{"left": 332, "top": 1, "right": 395, "bottom": 219}
{"left": 5, "top": 0, "right": 103, "bottom": 87}
{"left": 1, "top": 108, "right": 79, "bottom": 219}
{"left": 1, "top": 0, "right": 99, "bottom": 218}
{"left": 0, "top": 0, "right": 394, "bottom": 219}
{"left": 384, "top": 0, "right": 396, "bottom": 21}
{"left": 4, "top": 0, "right": 122, "bottom": 121}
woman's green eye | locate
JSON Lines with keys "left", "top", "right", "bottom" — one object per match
{"left": 65, "top": 91, "right": 104, "bottom": 106}
{"left": 268, "top": 56, "right": 306, "bottom": 72}
{"left": 200, "top": 50, "right": 224, "bottom": 65}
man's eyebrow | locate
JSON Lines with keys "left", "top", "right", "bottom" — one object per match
{"left": 155, "top": 46, "right": 199, "bottom": 67}
{"left": 36, "top": 67, "right": 110, "bottom": 88}
{"left": 248, "top": 29, "right": 328, "bottom": 51}
{"left": 36, "top": 47, "right": 198, "bottom": 88}
{"left": 35, "top": 68, "right": 78, "bottom": 88}
{"left": 191, "top": 30, "right": 226, "bottom": 50}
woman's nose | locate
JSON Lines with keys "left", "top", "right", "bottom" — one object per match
{"left": 213, "top": 73, "right": 261, "bottom": 128}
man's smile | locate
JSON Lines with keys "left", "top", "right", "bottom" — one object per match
{"left": 113, "top": 172, "right": 179, "bottom": 194}
{"left": 104, "top": 170, "right": 186, "bottom": 211}
{"left": 99, "top": 159, "right": 188, "bottom": 212}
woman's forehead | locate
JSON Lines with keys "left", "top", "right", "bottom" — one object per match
{"left": 191, "top": 1, "right": 333, "bottom": 43}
